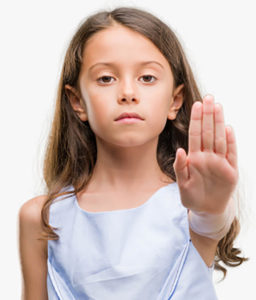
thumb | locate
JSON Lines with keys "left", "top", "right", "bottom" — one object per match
{"left": 173, "top": 148, "right": 189, "bottom": 186}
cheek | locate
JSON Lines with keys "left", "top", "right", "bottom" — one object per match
{"left": 88, "top": 100, "right": 109, "bottom": 124}
{"left": 84, "top": 97, "right": 115, "bottom": 137}
{"left": 83, "top": 87, "right": 113, "bottom": 119}
{"left": 146, "top": 86, "right": 171, "bottom": 115}
{"left": 145, "top": 88, "right": 172, "bottom": 130}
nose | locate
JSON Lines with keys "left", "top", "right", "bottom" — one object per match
{"left": 117, "top": 77, "right": 139, "bottom": 104}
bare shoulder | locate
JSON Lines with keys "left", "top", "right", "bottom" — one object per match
{"left": 19, "top": 194, "right": 48, "bottom": 247}
{"left": 19, "top": 194, "right": 48, "bottom": 219}
{"left": 18, "top": 195, "right": 49, "bottom": 300}
{"left": 18, "top": 194, "right": 49, "bottom": 265}
{"left": 19, "top": 195, "right": 47, "bottom": 228}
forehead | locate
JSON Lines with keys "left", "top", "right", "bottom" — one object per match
{"left": 81, "top": 25, "right": 170, "bottom": 71}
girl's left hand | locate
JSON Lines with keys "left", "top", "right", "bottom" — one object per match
{"left": 173, "top": 95, "right": 238, "bottom": 214}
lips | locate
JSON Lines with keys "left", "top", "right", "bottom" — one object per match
{"left": 115, "top": 112, "right": 144, "bottom": 121}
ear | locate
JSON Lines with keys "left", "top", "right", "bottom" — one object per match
{"left": 167, "top": 84, "right": 184, "bottom": 120}
{"left": 64, "top": 84, "right": 87, "bottom": 122}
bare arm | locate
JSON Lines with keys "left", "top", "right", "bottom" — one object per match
{"left": 189, "top": 227, "right": 218, "bottom": 267}
{"left": 18, "top": 195, "right": 48, "bottom": 300}
{"left": 173, "top": 95, "right": 238, "bottom": 268}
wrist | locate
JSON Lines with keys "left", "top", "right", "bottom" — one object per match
{"left": 188, "top": 198, "right": 236, "bottom": 240}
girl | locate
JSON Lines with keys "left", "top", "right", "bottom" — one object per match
{"left": 19, "top": 6, "right": 247, "bottom": 300}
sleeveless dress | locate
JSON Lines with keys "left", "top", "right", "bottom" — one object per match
{"left": 47, "top": 182, "right": 218, "bottom": 300}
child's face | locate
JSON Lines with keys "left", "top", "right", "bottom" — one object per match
{"left": 66, "top": 24, "right": 184, "bottom": 147}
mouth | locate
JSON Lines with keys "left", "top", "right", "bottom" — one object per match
{"left": 115, "top": 112, "right": 144, "bottom": 121}
{"left": 115, "top": 117, "right": 143, "bottom": 124}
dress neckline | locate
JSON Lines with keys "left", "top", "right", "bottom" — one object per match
{"left": 74, "top": 181, "right": 177, "bottom": 216}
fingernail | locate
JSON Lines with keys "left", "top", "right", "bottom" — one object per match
{"left": 194, "top": 101, "right": 202, "bottom": 109}
{"left": 204, "top": 94, "right": 214, "bottom": 101}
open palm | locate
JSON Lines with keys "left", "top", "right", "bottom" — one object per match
{"left": 173, "top": 95, "right": 238, "bottom": 214}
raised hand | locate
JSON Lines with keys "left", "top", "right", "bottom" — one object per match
{"left": 173, "top": 95, "right": 238, "bottom": 214}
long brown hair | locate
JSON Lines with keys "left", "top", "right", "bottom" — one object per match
{"left": 40, "top": 6, "right": 248, "bottom": 279}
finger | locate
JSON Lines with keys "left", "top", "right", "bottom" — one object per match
{"left": 173, "top": 148, "right": 189, "bottom": 185}
{"left": 202, "top": 95, "right": 214, "bottom": 151}
{"left": 226, "top": 126, "right": 237, "bottom": 168}
{"left": 214, "top": 103, "right": 227, "bottom": 156}
{"left": 189, "top": 101, "right": 202, "bottom": 153}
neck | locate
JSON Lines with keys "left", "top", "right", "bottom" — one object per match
{"left": 86, "top": 136, "right": 173, "bottom": 193}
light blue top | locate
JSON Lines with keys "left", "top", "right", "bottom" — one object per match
{"left": 47, "top": 182, "right": 218, "bottom": 299}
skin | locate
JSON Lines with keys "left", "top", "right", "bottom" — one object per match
{"left": 66, "top": 26, "right": 184, "bottom": 210}
{"left": 65, "top": 24, "right": 238, "bottom": 265}
{"left": 18, "top": 22, "right": 238, "bottom": 299}
{"left": 174, "top": 99, "right": 238, "bottom": 215}
{"left": 65, "top": 24, "right": 184, "bottom": 195}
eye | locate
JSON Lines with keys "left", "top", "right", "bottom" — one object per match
{"left": 97, "top": 76, "right": 115, "bottom": 84}
{"left": 140, "top": 75, "right": 157, "bottom": 83}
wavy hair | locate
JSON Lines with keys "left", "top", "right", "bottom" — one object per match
{"left": 39, "top": 6, "right": 248, "bottom": 279}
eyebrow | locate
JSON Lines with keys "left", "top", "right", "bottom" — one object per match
{"left": 88, "top": 61, "right": 164, "bottom": 72}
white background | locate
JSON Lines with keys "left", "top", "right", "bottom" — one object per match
{"left": 1, "top": 0, "right": 255, "bottom": 299}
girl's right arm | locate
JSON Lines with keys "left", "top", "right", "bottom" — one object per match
{"left": 18, "top": 195, "right": 49, "bottom": 300}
